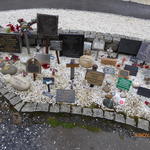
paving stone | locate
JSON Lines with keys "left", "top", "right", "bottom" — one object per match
{"left": 137, "top": 119, "right": 150, "bottom": 131}
{"left": 9, "top": 96, "right": 22, "bottom": 106}
{"left": 60, "top": 104, "right": 71, "bottom": 113}
{"left": 115, "top": 113, "right": 126, "bottom": 123}
{"left": 21, "top": 103, "right": 37, "bottom": 112}
{"left": 126, "top": 116, "right": 136, "bottom": 127}
{"left": 4, "top": 92, "right": 16, "bottom": 100}
{"left": 49, "top": 104, "right": 60, "bottom": 113}
{"left": 14, "top": 102, "right": 25, "bottom": 112}
{"left": 104, "top": 111, "right": 115, "bottom": 120}
{"left": 35, "top": 103, "right": 49, "bottom": 112}
{"left": 0, "top": 88, "right": 9, "bottom": 95}
{"left": 82, "top": 108, "right": 93, "bottom": 116}
{"left": 93, "top": 108, "right": 103, "bottom": 118}
{"left": 71, "top": 106, "right": 82, "bottom": 115}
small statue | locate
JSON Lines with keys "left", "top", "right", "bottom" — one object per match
{"left": 107, "top": 47, "right": 113, "bottom": 58}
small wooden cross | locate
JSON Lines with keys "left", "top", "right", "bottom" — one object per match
{"left": 66, "top": 59, "right": 79, "bottom": 80}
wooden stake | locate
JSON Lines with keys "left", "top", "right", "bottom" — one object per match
{"left": 55, "top": 50, "right": 60, "bottom": 64}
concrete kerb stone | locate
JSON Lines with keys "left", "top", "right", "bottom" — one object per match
{"left": 9, "top": 96, "right": 22, "bottom": 106}
{"left": 71, "top": 105, "right": 82, "bottom": 115}
{"left": 60, "top": 104, "right": 71, "bottom": 113}
{"left": 49, "top": 104, "right": 60, "bottom": 113}
{"left": 14, "top": 102, "right": 25, "bottom": 112}
{"left": 93, "top": 108, "right": 103, "bottom": 118}
{"left": 35, "top": 103, "right": 49, "bottom": 112}
{"left": 115, "top": 113, "right": 126, "bottom": 124}
{"left": 3, "top": 92, "right": 16, "bottom": 100}
{"left": 0, "top": 88, "right": 9, "bottom": 95}
{"left": 82, "top": 107, "right": 93, "bottom": 117}
{"left": 21, "top": 102, "right": 37, "bottom": 112}
{"left": 104, "top": 110, "right": 115, "bottom": 120}
{"left": 126, "top": 116, "right": 136, "bottom": 127}
{"left": 137, "top": 118, "right": 150, "bottom": 131}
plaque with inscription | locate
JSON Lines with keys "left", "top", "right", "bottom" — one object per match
{"left": 43, "top": 77, "right": 54, "bottom": 85}
{"left": 37, "top": 14, "right": 58, "bottom": 37}
{"left": 103, "top": 67, "right": 115, "bottom": 74}
{"left": 26, "top": 58, "right": 41, "bottom": 74}
{"left": 59, "top": 34, "right": 84, "bottom": 58}
{"left": 85, "top": 71, "right": 105, "bottom": 86}
{"left": 0, "top": 33, "right": 21, "bottom": 53}
{"left": 118, "top": 70, "right": 129, "bottom": 79}
{"left": 56, "top": 89, "right": 75, "bottom": 103}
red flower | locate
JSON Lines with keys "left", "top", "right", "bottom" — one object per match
{"left": 42, "top": 64, "right": 50, "bottom": 69}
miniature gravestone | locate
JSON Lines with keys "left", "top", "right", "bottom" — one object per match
{"left": 59, "top": 34, "right": 84, "bottom": 58}
{"left": 35, "top": 54, "right": 50, "bottom": 65}
{"left": 26, "top": 58, "right": 41, "bottom": 81}
{"left": 124, "top": 65, "right": 138, "bottom": 76}
{"left": 136, "top": 42, "right": 150, "bottom": 63}
{"left": 50, "top": 40, "right": 63, "bottom": 64}
{"left": 0, "top": 33, "right": 21, "bottom": 53}
{"left": 66, "top": 59, "right": 79, "bottom": 80}
{"left": 56, "top": 89, "right": 75, "bottom": 103}
{"left": 137, "top": 87, "right": 150, "bottom": 98}
{"left": 116, "top": 77, "right": 132, "bottom": 91}
{"left": 85, "top": 65, "right": 105, "bottom": 86}
{"left": 37, "top": 14, "right": 58, "bottom": 54}
{"left": 103, "top": 67, "right": 115, "bottom": 74}
{"left": 118, "top": 70, "right": 129, "bottom": 79}
{"left": 117, "top": 38, "right": 142, "bottom": 56}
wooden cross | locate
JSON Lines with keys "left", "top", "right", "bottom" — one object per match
{"left": 66, "top": 59, "right": 79, "bottom": 80}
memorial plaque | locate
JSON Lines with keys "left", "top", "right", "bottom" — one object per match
{"left": 35, "top": 54, "right": 50, "bottom": 65}
{"left": 59, "top": 34, "right": 84, "bottom": 58}
{"left": 56, "top": 89, "right": 75, "bottom": 103}
{"left": 101, "top": 58, "right": 117, "bottom": 66}
{"left": 137, "top": 87, "right": 150, "bottom": 98}
{"left": 84, "top": 42, "right": 92, "bottom": 50}
{"left": 124, "top": 65, "right": 138, "bottom": 76}
{"left": 50, "top": 40, "right": 62, "bottom": 51}
{"left": 118, "top": 70, "right": 129, "bottom": 79}
{"left": 118, "top": 38, "right": 141, "bottom": 55}
{"left": 26, "top": 58, "right": 41, "bottom": 74}
{"left": 103, "top": 67, "right": 115, "bottom": 74}
{"left": 0, "top": 33, "right": 21, "bottom": 53}
{"left": 136, "top": 42, "right": 150, "bottom": 63}
{"left": 43, "top": 77, "right": 54, "bottom": 85}
{"left": 116, "top": 77, "right": 132, "bottom": 91}
{"left": 37, "top": 14, "right": 58, "bottom": 37}
{"left": 85, "top": 71, "right": 105, "bottom": 86}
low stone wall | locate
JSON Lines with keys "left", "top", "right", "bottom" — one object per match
{"left": 0, "top": 80, "right": 149, "bottom": 132}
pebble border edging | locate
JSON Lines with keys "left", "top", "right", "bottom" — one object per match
{"left": 0, "top": 80, "right": 149, "bottom": 132}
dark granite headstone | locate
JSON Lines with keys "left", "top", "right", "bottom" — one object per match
{"left": 137, "top": 87, "right": 150, "bottom": 98}
{"left": 124, "top": 65, "right": 138, "bottom": 76}
{"left": 118, "top": 38, "right": 142, "bottom": 56}
{"left": 0, "top": 33, "right": 21, "bottom": 53}
{"left": 37, "top": 14, "right": 58, "bottom": 37}
{"left": 56, "top": 89, "right": 75, "bottom": 103}
{"left": 59, "top": 34, "right": 84, "bottom": 58}
{"left": 136, "top": 42, "right": 150, "bottom": 63}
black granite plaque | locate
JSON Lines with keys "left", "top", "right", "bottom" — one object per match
{"left": 137, "top": 87, "right": 150, "bottom": 98}
{"left": 0, "top": 33, "right": 21, "bottom": 53}
{"left": 37, "top": 14, "right": 58, "bottom": 37}
{"left": 118, "top": 38, "right": 141, "bottom": 56}
{"left": 124, "top": 65, "right": 138, "bottom": 76}
{"left": 59, "top": 34, "right": 84, "bottom": 58}
{"left": 56, "top": 89, "right": 75, "bottom": 103}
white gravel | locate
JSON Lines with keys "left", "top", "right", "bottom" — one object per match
{"left": 0, "top": 8, "right": 150, "bottom": 40}
{"left": 123, "top": 0, "right": 150, "bottom": 5}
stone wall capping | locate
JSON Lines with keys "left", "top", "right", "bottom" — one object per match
{"left": 115, "top": 113, "right": 126, "bottom": 124}
{"left": 14, "top": 102, "right": 25, "bottom": 112}
{"left": 93, "top": 108, "right": 103, "bottom": 118}
{"left": 104, "top": 110, "right": 115, "bottom": 120}
{"left": 126, "top": 116, "right": 136, "bottom": 127}
{"left": 71, "top": 105, "right": 82, "bottom": 115}
{"left": 4, "top": 92, "right": 16, "bottom": 100}
{"left": 60, "top": 104, "right": 71, "bottom": 113}
{"left": 49, "top": 104, "right": 60, "bottom": 113}
{"left": 21, "top": 102, "right": 37, "bottom": 112}
{"left": 82, "top": 107, "right": 93, "bottom": 117}
{"left": 0, "top": 88, "right": 9, "bottom": 95}
{"left": 137, "top": 118, "right": 150, "bottom": 131}
{"left": 9, "top": 96, "right": 22, "bottom": 106}
{"left": 35, "top": 103, "right": 49, "bottom": 112}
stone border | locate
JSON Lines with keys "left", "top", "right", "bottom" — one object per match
{"left": 0, "top": 80, "right": 149, "bottom": 132}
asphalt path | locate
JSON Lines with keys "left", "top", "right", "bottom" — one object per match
{"left": 0, "top": 0, "right": 150, "bottom": 19}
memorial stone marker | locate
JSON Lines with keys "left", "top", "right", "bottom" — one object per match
{"left": 137, "top": 87, "right": 150, "bottom": 98}
{"left": 59, "top": 34, "right": 84, "bottom": 58}
{"left": 118, "top": 70, "right": 129, "bottom": 79}
{"left": 56, "top": 89, "right": 75, "bottom": 103}
{"left": 124, "top": 65, "right": 138, "bottom": 76}
{"left": 0, "top": 33, "right": 21, "bottom": 53}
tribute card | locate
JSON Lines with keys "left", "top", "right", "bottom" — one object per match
{"left": 56, "top": 89, "right": 75, "bottom": 103}
{"left": 59, "top": 34, "right": 84, "bottom": 58}
{"left": 0, "top": 33, "right": 21, "bottom": 53}
{"left": 37, "top": 14, "right": 58, "bottom": 37}
{"left": 137, "top": 87, "right": 150, "bottom": 98}
{"left": 118, "top": 38, "right": 142, "bottom": 55}
{"left": 124, "top": 65, "right": 138, "bottom": 76}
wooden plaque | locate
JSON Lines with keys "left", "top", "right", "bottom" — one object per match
{"left": 101, "top": 58, "right": 117, "bottom": 66}
{"left": 0, "top": 33, "right": 21, "bottom": 53}
{"left": 85, "top": 71, "right": 105, "bottom": 86}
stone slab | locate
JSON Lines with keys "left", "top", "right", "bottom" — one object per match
{"left": 93, "top": 108, "right": 103, "bottom": 118}
{"left": 21, "top": 103, "right": 37, "bottom": 112}
{"left": 71, "top": 106, "right": 82, "bottom": 115}
{"left": 35, "top": 103, "right": 49, "bottom": 112}
{"left": 9, "top": 96, "right": 22, "bottom": 106}
{"left": 82, "top": 108, "right": 93, "bottom": 116}
{"left": 14, "top": 102, "right": 25, "bottom": 112}
{"left": 104, "top": 111, "right": 115, "bottom": 120}
{"left": 4, "top": 92, "right": 16, "bottom": 100}
{"left": 126, "top": 116, "right": 136, "bottom": 127}
{"left": 60, "top": 104, "right": 71, "bottom": 113}
{"left": 0, "top": 88, "right": 9, "bottom": 95}
{"left": 115, "top": 113, "right": 126, "bottom": 123}
{"left": 49, "top": 104, "right": 60, "bottom": 113}
{"left": 137, "top": 119, "right": 150, "bottom": 131}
